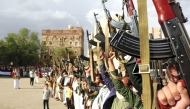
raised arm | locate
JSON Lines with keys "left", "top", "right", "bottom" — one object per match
{"left": 108, "top": 51, "right": 142, "bottom": 108}
{"left": 85, "top": 66, "right": 102, "bottom": 91}
{"left": 99, "top": 49, "right": 114, "bottom": 90}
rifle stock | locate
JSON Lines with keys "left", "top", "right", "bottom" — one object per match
{"left": 86, "top": 30, "right": 95, "bottom": 82}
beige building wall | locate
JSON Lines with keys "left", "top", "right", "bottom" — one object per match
{"left": 41, "top": 25, "right": 84, "bottom": 61}
{"left": 149, "top": 27, "right": 164, "bottom": 39}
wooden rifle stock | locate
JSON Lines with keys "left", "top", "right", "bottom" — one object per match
{"left": 86, "top": 30, "right": 95, "bottom": 82}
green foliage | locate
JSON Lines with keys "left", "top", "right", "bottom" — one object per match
{"left": 52, "top": 46, "right": 76, "bottom": 61}
{"left": 0, "top": 28, "right": 40, "bottom": 66}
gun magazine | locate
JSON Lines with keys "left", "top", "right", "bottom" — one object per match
{"left": 110, "top": 30, "right": 175, "bottom": 60}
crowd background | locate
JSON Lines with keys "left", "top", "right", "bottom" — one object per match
{"left": 0, "top": 65, "right": 52, "bottom": 78}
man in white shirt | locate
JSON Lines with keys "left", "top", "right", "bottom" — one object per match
{"left": 34, "top": 69, "right": 39, "bottom": 84}
{"left": 54, "top": 71, "right": 63, "bottom": 101}
{"left": 29, "top": 69, "right": 35, "bottom": 86}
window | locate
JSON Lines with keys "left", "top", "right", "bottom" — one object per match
{"left": 43, "top": 41, "right": 46, "bottom": 45}
{"left": 70, "top": 42, "right": 72, "bottom": 46}
{"left": 43, "top": 36, "right": 47, "bottom": 40}
{"left": 75, "top": 42, "right": 78, "bottom": 46}
{"left": 50, "top": 56, "right": 52, "bottom": 60}
{"left": 49, "top": 41, "right": 52, "bottom": 45}
{"left": 44, "top": 55, "right": 46, "bottom": 59}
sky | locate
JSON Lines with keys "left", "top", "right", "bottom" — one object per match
{"left": 0, "top": 0, "right": 189, "bottom": 55}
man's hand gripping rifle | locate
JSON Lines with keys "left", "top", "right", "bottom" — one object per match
{"left": 153, "top": 0, "right": 190, "bottom": 95}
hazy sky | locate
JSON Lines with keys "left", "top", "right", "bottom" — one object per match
{"left": 0, "top": 0, "right": 189, "bottom": 55}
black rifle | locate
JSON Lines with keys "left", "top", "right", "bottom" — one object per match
{"left": 58, "top": 58, "right": 62, "bottom": 70}
{"left": 102, "top": 0, "right": 117, "bottom": 37}
{"left": 87, "top": 30, "right": 95, "bottom": 82}
{"left": 79, "top": 54, "right": 90, "bottom": 62}
{"left": 61, "top": 58, "right": 68, "bottom": 70}
{"left": 79, "top": 54, "right": 90, "bottom": 72}
{"left": 86, "top": 30, "right": 92, "bottom": 50}
{"left": 153, "top": 0, "right": 190, "bottom": 95}
{"left": 94, "top": 12, "right": 105, "bottom": 42}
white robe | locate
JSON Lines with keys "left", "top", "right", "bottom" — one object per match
{"left": 72, "top": 80, "right": 84, "bottom": 109}
{"left": 55, "top": 76, "right": 62, "bottom": 99}
{"left": 14, "top": 72, "right": 20, "bottom": 88}
{"left": 92, "top": 85, "right": 110, "bottom": 109}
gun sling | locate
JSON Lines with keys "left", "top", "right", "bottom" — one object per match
{"left": 138, "top": 0, "right": 152, "bottom": 108}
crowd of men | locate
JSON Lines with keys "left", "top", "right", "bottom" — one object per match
{"left": 45, "top": 49, "right": 190, "bottom": 109}
{"left": 0, "top": 65, "right": 52, "bottom": 77}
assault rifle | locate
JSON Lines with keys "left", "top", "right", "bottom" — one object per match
{"left": 125, "top": 0, "right": 139, "bottom": 37}
{"left": 94, "top": 12, "right": 105, "bottom": 42}
{"left": 153, "top": 0, "right": 190, "bottom": 94}
{"left": 79, "top": 54, "right": 90, "bottom": 62}
{"left": 56, "top": 57, "right": 65, "bottom": 70}
{"left": 102, "top": 0, "right": 117, "bottom": 37}
{"left": 74, "top": 56, "right": 87, "bottom": 72}
{"left": 110, "top": 0, "right": 190, "bottom": 97}
{"left": 65, "top": 48, "right": 70, "bottom": 62}
{"left": 87, "top": 30, "right": 95, "bottom": 82}
{"left": 90, "top": 12, "right": 113, "bottom": 49}
{"left": 53, "top": 59, "right": 60, "bottom": 76}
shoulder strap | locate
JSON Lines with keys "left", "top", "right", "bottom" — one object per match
{"left": 138, "top": 0, "right": 152, "bottom": 108}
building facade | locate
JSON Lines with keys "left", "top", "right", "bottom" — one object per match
{"left": 149, "top": 27, "right": 164, "bottom": 39}
{"left": 41, "top": 25, "right": 84, "bottom": 62}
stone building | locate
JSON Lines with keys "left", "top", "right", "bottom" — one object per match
{"left": 149, "top": 27, "right": 164, "bottom": 39}
{"left": 41, "top": 25, "right": 84, "bottom": 63}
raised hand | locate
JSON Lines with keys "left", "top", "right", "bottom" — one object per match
{"left": 100, "top": 48, "right": 105, "bottom": 61}
{"left": 157, "top": 67, "right": 190, "bottom": 109}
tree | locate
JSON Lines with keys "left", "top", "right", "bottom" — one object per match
{"left": 53, "top": 46, "right": 76, "bottom": 60}
{"left": 0, "top": 28, "right": 40, "bottom": 66}
{"left": 52, "top": 46, "right": 76, "bottom": 67}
